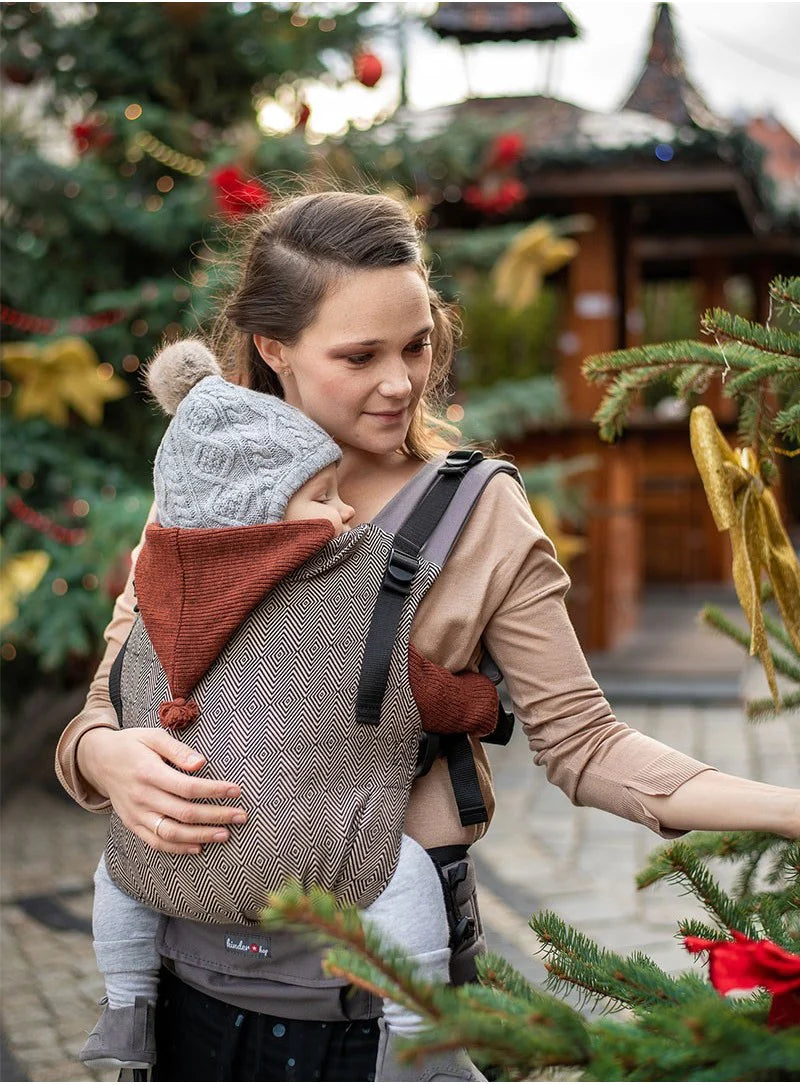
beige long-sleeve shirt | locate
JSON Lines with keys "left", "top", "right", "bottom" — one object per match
{"left": 55, "top": 471, "right": 714, "bottom": 842}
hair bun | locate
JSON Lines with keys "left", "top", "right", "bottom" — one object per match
{"left": 144, "top": 338, "right": 223, "bottom": 416}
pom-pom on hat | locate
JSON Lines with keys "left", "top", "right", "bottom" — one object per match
{"left": 145, "top": 339, "right": 342, "bottom": 528}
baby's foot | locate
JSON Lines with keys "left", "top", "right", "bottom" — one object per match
{"left": 79, "top": 996, "right": 156, "bottom": 1069}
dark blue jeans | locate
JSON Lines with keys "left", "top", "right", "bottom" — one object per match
{"left": 152, "top": 969, "right": 379, "bottom": 1082}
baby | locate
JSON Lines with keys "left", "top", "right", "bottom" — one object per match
{"left": 80, "top": 341, "right": 492, "bottom": 1081}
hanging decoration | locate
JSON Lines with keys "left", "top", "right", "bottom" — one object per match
{"left": 353, "top": 51, "right": 382, "bottom": 87}
{"left": 487, "top": 132, "right": 525, "bottom": 170}
{"left": 133, "top": 130, "right": 206, "bottom": 177}
{"left": 0, "top": 337, "right": 129, "bottom": 426}
{"left": 210, "top": 165, "right": 270, "bottom": 218}
{"left": 72, "top": 115, "right": 114, "bottom": 155}
{"left": 1, "top": 304, "right": 127, "bottom": 336}
{"left": 0, "top": 549, "right": 51, "bottom": 627}
{"left": 685, "top": 930, "right": 800, "bottom": 1029}
{"left": 492, "top": 220, "right": 579, "bottom": 311}
{"left": 461, "top": 129, "right": 528, "bottom": 217}
{"left": 295, "top": 102, "right": 311, "bottom": 130}
{"left": 2, "top": 63, "right": 36, "bottom": 86}
{"left": 689, "top": 405, "right": 800, "bottom": 706}
{"left": 4, "top": 490, "right": 87, "bottom": 546}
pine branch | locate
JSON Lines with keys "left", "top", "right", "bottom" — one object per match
{"left": 634, "top": 842, "right": 761, "bottom": 938}
{"left": 725, "top": 356, "right": 800, "bottom": 395}
{"left": 262, "top": 883, "right": 443, "bottom": 1021}
{"left": 700, "top": 606, "right": 800, "bottom": 686}
{"left": 701, "top": 308, "right": 800, "bottom": 360}
{"left": 531, "top": 911, "right": 699, "bottom": 1010}
{"left": 770, "top": 275, "right": 800, "bottom": 313}
{"left": 583, "top": 341, "right": 737, "bottom": 379}
{"left": 763, "top": 613, "right": 800, "bottom": 659}
{"left": 774, "top": 400, "right": 800, "bottom": 442}
{"left": 745, "top": 690, "right": 800, "bottom": 722}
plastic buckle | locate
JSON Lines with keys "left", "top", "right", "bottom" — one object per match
{"left": 438, "top": 449, "right": 484, "bottom": 476}
{"left": 384, "top": 547, "right": 419, "bottom": 595}
{"left": 449, "top": 914, "right": 475, "bottom": 951}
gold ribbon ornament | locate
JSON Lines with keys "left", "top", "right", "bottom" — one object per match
{"left": 492, "top": 220, "right": 579, "bottom": 312}
{"left": 1, "top": 337, "right": 128, "bottom": 426}
{"left": 689, "top": 405, "right": 800, "bottom": 704}
{"left": 0, "top": 549, "right": 51, "bottom": 627}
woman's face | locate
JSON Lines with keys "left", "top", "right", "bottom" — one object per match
{"left": 254, "top": 266, "right": 434, "bottom": 460}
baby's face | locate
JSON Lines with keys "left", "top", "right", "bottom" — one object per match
{"left": 284, "top": 464, "right": 355, "bottom": 536}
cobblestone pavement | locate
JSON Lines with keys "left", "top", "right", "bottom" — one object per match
{"left": 2, "top": 690, "right": 797, "bottom": 1082}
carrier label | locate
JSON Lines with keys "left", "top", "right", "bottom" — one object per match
{"left": 226, "top": 935, "right": 271, "bottom": 958}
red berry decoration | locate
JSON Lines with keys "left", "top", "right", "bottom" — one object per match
{"left": 353, "top": 51, "right": 382, "bottom": 88}
{"left": 489, "top": 132, "right": 524, "bottom": 169}
{"left": 72, "top": 115, "right": 113, "bottom": 155}
{"left": 210, "top": 165, "right": 270, "bottom": 218}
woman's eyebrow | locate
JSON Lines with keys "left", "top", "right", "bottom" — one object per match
{"left": 332, "top": 324, "right": 435, "bottom": 349}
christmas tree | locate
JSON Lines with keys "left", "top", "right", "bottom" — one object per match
{"left": 0, "top": 1, "right": 372, "bottom": 783}
{"left": 264, "top": 278, "right": 800, "bottom": 1080}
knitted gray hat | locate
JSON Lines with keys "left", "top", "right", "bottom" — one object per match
{"left": 146, "top": 340, "right": 341, "bottom": 528}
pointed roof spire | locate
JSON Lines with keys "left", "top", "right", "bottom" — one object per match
{"left": 621, "top": 3, "right": 725, "bottom": 130}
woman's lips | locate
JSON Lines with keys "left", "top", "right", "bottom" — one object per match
{"left": 365, "top": 408, "right": 407, "bottom": 423}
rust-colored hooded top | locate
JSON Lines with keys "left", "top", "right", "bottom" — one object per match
{"left": 131, "top": 518, "right": 498, "bottom": 739}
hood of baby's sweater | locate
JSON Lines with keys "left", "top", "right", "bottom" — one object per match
{"left": 134, "top": 519, "right": 335, "bottom": 703}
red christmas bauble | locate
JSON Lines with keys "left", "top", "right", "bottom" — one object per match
{"left": 353, "top": 52, "right": 382, "bottom": 88}
{"left": 210, "top": 165, "right": 270, "bottom": 218}
{"left": 2, "top": 64, "right": 35, "bottom": 86}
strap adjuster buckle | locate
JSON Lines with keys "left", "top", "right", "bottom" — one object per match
{"left": 439, "top": 449, "right": 484, "bottom": 476}
{"left": 384, "top": 547, "right": 418, "bottom": 595}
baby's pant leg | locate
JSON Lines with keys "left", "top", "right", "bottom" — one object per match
{"left": 361, "top": 834, "right": 451, "bottom": 1035}
{"left": 93, "top": 853, "right": 161, "bottom": 1007}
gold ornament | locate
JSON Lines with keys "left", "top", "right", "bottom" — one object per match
{"left": 689, "top": 406, "right": 800, "bottom": 704}
{"left": 1, "top": 337, "right": 128, "bottom": 426}
{"left": 492, "top": 220, "right": 579, "bottom": 312}
{"left": 529, "top": 495, "right": 586, "bottom": 571}
{"left": 0, "top": 549, "right": 50, "bottom": 626}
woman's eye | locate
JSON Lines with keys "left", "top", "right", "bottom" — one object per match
{"left": 406, "top": 340, "right": 432, "bottom": 355}
{"left": 346, "top": 353, "right": 373, "bottom": 365}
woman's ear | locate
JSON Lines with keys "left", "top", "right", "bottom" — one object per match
{"left": 252, "top": 335, "right": 287, "bottom": 376}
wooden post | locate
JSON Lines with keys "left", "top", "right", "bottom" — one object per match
{"left": 558, "top": 197, "right": 619, "bottom": 420}
{"left": 696, "top": 256, "right": 737, "bottom": 423}
{"left": 556, "top": 197, "right": 642, "bottom": 649}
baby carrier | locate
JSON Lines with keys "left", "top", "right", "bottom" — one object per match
{"left": 104, "top": 451, "right": 519, "bottom": 928}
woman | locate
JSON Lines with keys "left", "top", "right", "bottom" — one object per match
{"left": 57, "top": 190, "right": 799, "bottom": 1081}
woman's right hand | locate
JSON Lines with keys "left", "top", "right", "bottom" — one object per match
{"left": 78, "top": 726, "right": 248, "bottom": 855}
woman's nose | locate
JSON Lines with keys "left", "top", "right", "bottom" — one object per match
{"left": 377, "top": 359, "right": 413, "bottom": 399}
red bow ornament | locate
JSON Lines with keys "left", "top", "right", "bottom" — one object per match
{"left": 685, "top": 930, "right": 800, "bottom": 1028}
{"left": 210, "top": 166, "right": 270, "bottom": 218}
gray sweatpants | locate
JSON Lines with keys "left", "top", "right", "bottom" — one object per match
{"left": 93, "top": 834, "right": 450, "bottom": 1034}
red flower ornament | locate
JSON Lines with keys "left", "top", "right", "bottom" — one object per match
{"left": 210, "top": 166, "right": 270, "bottom": 218}
{"left": 685, "top": 929, "right": 800, "bottom": 1029}
{"left": 489, "top": 132, "right": 524, "bottom": 169}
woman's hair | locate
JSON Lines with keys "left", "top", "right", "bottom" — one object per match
{"left": 211, "top": 189, "right": 461, "bottom": 460}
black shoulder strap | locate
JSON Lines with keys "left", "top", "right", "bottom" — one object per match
{"left": 356, "top": 449, "right": 486, "bottom": 728}
{"left": 356, "top": 450, "right": 519, "bottom": 828}
{"left": 108, "top": 633, "right": 128, "bottom": 727}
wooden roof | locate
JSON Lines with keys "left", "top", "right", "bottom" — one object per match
{"left": 621, "top": 3, "right": 725, "bottom": 131}
{"left": 427, "top": 2, "right": 579, "bottom": 45}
